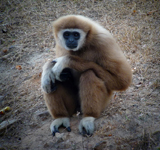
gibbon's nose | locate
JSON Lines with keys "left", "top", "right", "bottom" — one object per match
{"left": 69, "top": 35, "right": 74, "bottom": 43}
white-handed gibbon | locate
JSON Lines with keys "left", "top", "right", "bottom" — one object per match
{"left": 41, "top": 15, "right": 132, "bottom": 136}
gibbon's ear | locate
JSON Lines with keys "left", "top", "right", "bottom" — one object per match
{"left": 86, "top": 29, "right": 91, "bottom": 41}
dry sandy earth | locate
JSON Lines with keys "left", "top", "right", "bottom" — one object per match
{"left": 0, "top": 0, "right": 160, "bottom": 150}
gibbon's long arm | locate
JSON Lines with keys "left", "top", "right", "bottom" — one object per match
{"left": 64, "top": 55, "right": 132, "bottom": 91}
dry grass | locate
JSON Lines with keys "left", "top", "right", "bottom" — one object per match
{"left": 0, "top": 0, "right": 160, "bottom": 149}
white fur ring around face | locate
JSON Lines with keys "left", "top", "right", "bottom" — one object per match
{"left": 52, "top": 56, "right": 69, "bottom": 81}
{"left": 79, "top": 117, "right": 95, "bottom": 136}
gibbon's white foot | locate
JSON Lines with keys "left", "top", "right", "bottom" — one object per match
{"left": 41, "top": 66, "right": 56, "bottom": 93}
{"left": 50, "top": 117, "right": 71, "bottom": 136}
{"left": 79, "top": 117, "right": 95, "bottom": 136}
{"left": 52, "top": 56, "right": 69, "bottom": 81}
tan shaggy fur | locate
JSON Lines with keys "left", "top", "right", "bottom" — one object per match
{"left": 43, "top": 15, "right": 132, "bottom": 119}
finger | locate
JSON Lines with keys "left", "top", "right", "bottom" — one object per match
{"left": 50, "top": 72, "right": 55, "bottom": 83}
{"left": 54, "top": 126, "right": 59, "bottom": 133}
{"left": 49, "top": 73, "right": 56, "bottom": 92}
{"left": 82, "top": 128, "right": 87, "bottom": 136}
{"left": 51, "top": 126, "right": 59, "bottom": 136}
{"left": 51, "top": 81, "right": 57, "bottom": 92}
{"left": 86, "top": 128, "right": 93, "bottom": 136}
{"left": 52, "top": 132, "right": 55, "bottom": 136}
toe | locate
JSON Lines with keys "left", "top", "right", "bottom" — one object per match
{"left": 51, "top": 81, "right": 57, "bottom": 92}
{"left": 52, "top": 131, "right": 55, "bottom": 136}
{"left": 54, "top": 126, "right": 59, "bottom": 133}
{"left": 66, "top": 127, "right": 71, "bottom": 132}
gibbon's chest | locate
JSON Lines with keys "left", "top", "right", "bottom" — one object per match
{"left": 70, "top": 48, "right": 98, "bottom": 62}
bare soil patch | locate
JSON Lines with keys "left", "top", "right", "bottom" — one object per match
{"left": 0, "top": 0, "right": 160, "bottom": 149}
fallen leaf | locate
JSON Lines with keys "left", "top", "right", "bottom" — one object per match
{"left": 133, "top": 10, "right": 136, "bottom": 13}
{"left": 0, "top": 109, "right": 5, "bottom": 115}
{"left": 147, "top": 10, "right": 156, "bottom": 15}
{"left": 108, "top": 134, "right": 112, "bottom": 136}
{"left": 4, "top": 106, "right": 11, "bottom": 112}
{"left": 147, "top": 11, "right": 152, "bottom": 15}
{"left": 3, "top": 49, "right": 7, "bottom": 53}
{"left": 16, "top": 65, "right": 22, "bottom": 70}
{"left": 39, "top": 72, "right": 42, "bottom": 77}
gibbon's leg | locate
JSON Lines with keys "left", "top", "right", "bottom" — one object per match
{"left": 43, "top": 80, "right": 78, "bottom": 136}
{"left": 42, "top": 61, "right": 79, "bottom": 136}
{"left": 78, "top": 70, "right": 112, "bottom": 135}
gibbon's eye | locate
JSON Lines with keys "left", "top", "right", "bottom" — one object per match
{"left": 73, "top": 32, "right": 80, "bottom": 37}
{"left": 73, "top": 32, "right": 80, "bottom": 40}
{"left": 63, "top": 31, "right": 70, "bottom": 39}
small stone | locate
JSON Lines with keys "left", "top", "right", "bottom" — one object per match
{"left": 34, "top": 110, "right": 50, "bottom": 121}
{"left": 43, "top": 142, "right": 49, "bottom": 148}
{"left": 0, "top": 95, "right": 4, "bottom": 100}
{"left": 2, "top": 28, "right": 7, "bottom": 33}
{"left": 55, "top": 132, "right": 64, "bottom": 138}
{"left": 37, "top": 110, "right": 50, "bottom": 117}
{"left": 93, "top": 141, "right": 106, "bottom": 150}
{"left": 9, "top": 45, "right": 16, "bottom": 51}
{"left": 55, "top": 133, "right": 64, "bottom": 143}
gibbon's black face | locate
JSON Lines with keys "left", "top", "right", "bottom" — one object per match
{"left": 63, "top": 31, "right": 80, "bottom": 49}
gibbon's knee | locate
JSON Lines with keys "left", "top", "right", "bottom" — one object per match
{"left": 44, "top": 92, "right": 70, "bottom": 118}
{"left": 79, "top": 70, "right": 110, "bottom": 118}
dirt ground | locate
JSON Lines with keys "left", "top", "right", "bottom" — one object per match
{"left": 0, "top": 0, "right": 160, "bottom": 149}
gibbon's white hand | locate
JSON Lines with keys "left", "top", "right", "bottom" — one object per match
{"left": 41, "top": 63, "right": 56, "bottom": 93}
{"left": 52, "top": 56, "right": 69, "bottom": 81}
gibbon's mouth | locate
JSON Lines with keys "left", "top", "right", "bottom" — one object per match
{"left": 67, "top": 45, "right": 77, "bottom": 49}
